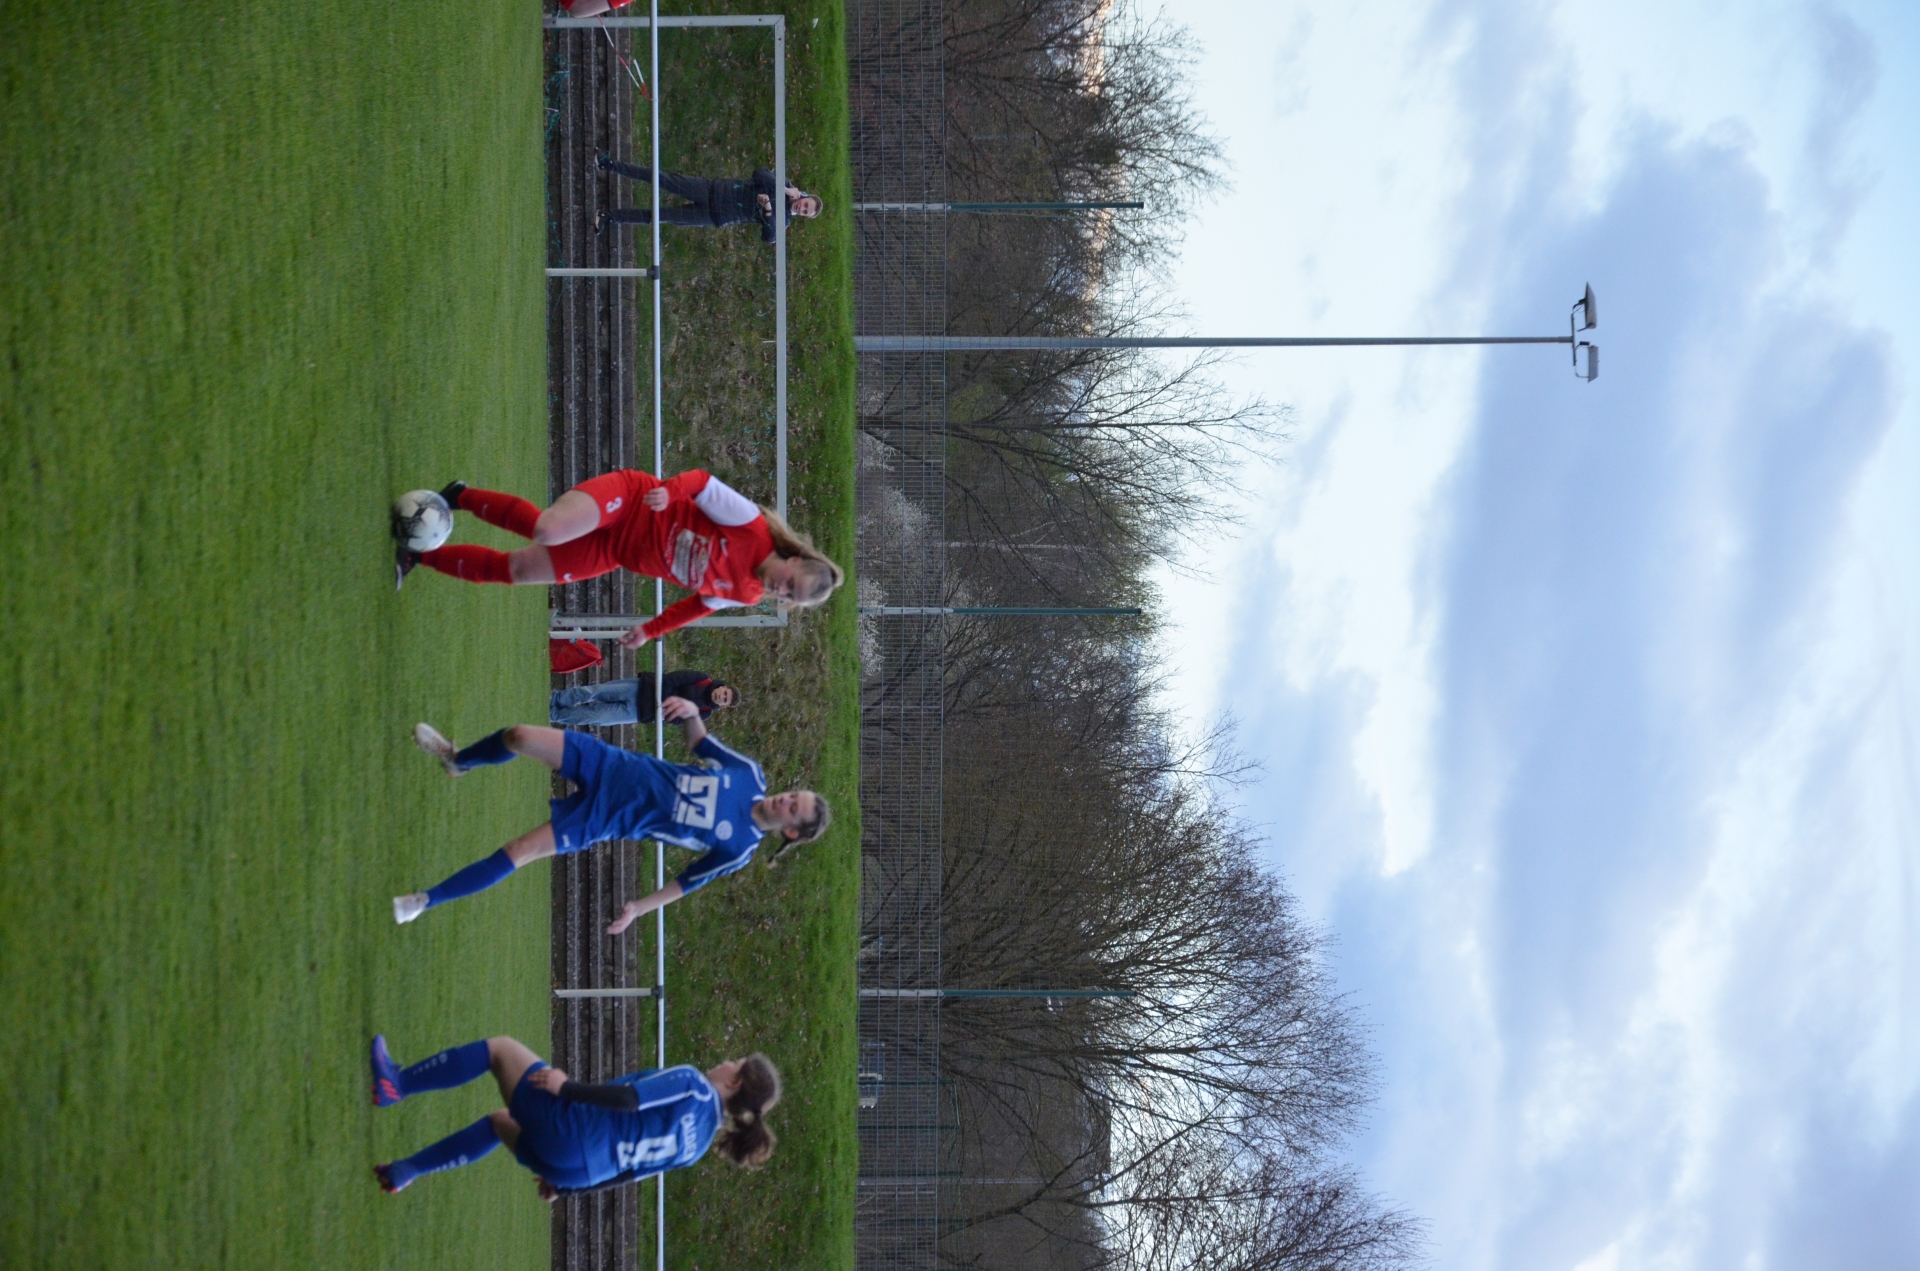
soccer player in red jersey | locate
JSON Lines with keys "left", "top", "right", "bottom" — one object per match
{"left": 397, "top": 471, "right": 843, "bottom": 643}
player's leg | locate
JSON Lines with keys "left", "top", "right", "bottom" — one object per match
{"left": 413, "top": 723, "right": 563, "bottom": 774}
{"left": 531, "top": 490, "right": 600, "bottom": 547}
{"left": 412, "top": 475, "right": 618, "bottom": 586}
{"left": 413, "top": 536, "right": 604, "bottom": 587}
{"left": 374, "top": 1114, "right": 504, "bottom": 1193}
{"left": 486, "top": 1036, "right": 546, "bottom": 1105}
{"left": 500, "top": 724, "right": 567, "bottom": 769}
{"left": 550, "top": 679, "right": 641, "bottom": 727}
{"left": 370, "top": 1034, "right": 493, "bottom": 1105}
{"left": 445, "top": 483, "right": 542, "bottom": 539}
{"left": 393, "top": 823, "right": 556, "bottom": 924}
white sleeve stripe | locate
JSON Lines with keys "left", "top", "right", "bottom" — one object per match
{"left": 633, "top": 1067, "right": 714, "bottom": 1110}
{"left": 680, "top": 856, "right": 743, "bottom": 886}
{"left": 693, "top": 476, "right": 762, "bottom": 527}
{"left": 698, "top": 736, "right": 766, "bottom": 785}
{"left": 702, "top": 595, "right": 746, "bottom": 610}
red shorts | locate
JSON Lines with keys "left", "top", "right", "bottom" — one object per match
{"left": 544, "top": 470, "right": 651, "bottom": 584}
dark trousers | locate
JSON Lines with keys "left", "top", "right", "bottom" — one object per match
{"left": 602, "top": 163, "right": 718, "bottom": 227}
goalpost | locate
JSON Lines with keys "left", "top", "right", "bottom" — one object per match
{"left": 545, "top": 9, "right": 792, "bottom": 641}
{"left": 542, "top": 11, "right": 792, "bottom": 1271}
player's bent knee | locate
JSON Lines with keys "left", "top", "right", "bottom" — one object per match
{"left": 506, "top": 550, "right": 551, "bottom": 584}
{"left": 488, "top": 1108, "right": 522, "bottom": 1151}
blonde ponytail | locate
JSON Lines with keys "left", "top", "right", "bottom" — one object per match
{"left": 759, "top": 507, "right": 846, "bottom": 611}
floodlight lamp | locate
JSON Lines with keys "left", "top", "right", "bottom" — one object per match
{"left": 1578, "top": 284, "right": 1597, "bottom": 330}
{"left": 1575, "top": 342, "right": 1598, "bottom": 382}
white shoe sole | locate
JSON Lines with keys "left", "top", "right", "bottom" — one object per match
{"left": 393, "top": 893, "right": 429, "bottom": 925}
{"left": 412, "top": 723, "right": 464, "bottom": 776}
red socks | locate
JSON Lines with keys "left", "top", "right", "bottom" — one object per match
{"left": 419, "top": 545, "right": 514, "bottom": 584}
{"left": 455, "top": 487, "right": 541, "bottom": 539}
{"left": 414, "top": 488, "right": 538, "bottom": 582}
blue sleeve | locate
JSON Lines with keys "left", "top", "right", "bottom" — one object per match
{"left": 675, "top": 847, "right": 746, "bottom": 895}
{"left": 693, "top": 733, "right": 763, "bottom": 780}
{"left": 625, "top": 1065, "right": 714, "bottom": 1117}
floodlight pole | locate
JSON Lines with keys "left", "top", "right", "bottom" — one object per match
{"left": 856, "top": 286, "right": 1601, "bottom": 380}
{"left": 859, "top": 988, "right": 1137, "bottom": 999}
{"left": 858, "top": 606, "right": 1142, "bottom": 617}
{"left": 853, "top": 201, "right": 1144, "bottom": 213}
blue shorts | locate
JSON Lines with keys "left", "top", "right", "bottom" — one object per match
{"left": 549, "top": 732, "right": 666, "bottom": 854}
{"left": 508, "top": 1065, "right": 603, "bottom": 1191}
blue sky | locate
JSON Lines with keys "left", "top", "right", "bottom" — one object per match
{"left": 1151, "top": 2, "right": 1919, "bottom": 1268}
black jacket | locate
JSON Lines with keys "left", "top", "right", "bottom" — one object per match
{"left": 655, "top": 668, "right": 731, "bottom": 717}
{"left": 707, "top": 169, "right": 793, "bottom": 242}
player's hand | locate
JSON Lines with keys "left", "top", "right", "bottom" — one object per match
{"left": 538, "top": 1180, "right": 561, "bottom": 1204}
{"left": 528, "top": 1066, "right": 569, "bottom": 1093}
{"left": 642, "top": 486, "right": 670, "bottom": 511}
{"left": 661, "top": 696, "right": 698, "bottom": 722}
{"left": 607, "top": 900, "right": 645, "bottom": 936}
{"left": 757, "top": 193, "right": 773, "bottom": 213}
{"left": 618, "top": 624, "right": 649, "bottom": 649}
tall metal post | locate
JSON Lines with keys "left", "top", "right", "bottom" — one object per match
{"left": 648, "top": 11, "right": 666, "bottom": 1271}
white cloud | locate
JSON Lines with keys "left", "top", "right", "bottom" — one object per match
{"left": 1158, "top": 1, "right": 1920, "bottom": 1269}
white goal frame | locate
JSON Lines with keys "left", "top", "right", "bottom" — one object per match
{"left": 545, "top": 10, "right": 792, "bottom": 636}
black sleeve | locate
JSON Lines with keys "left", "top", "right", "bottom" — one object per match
{"left": 752, "top": 169, "right": 780, "bottom": 240}
{"left": 557, "top": 1080, "right": 641, "bottom": 1111}
{"left": 661, "top": 668, "right": 712, "bottom": 702}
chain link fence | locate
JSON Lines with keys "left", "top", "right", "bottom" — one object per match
{"left": 850, "top": 1, "right": 953, "bottom": 1267}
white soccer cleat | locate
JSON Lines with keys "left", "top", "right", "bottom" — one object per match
{"left": 413, "top": 722, "right": 464, "bottom": 776}
{"left": 393, "top": 892, "right": 429, "bottom": 925}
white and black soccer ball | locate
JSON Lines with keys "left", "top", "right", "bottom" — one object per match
{"left": 392, "top": 489, "right": 454, "bottom": 553}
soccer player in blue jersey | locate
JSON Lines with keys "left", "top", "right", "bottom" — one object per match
{"left": 392, "top": 696, "right": 830, "bottom": 929}
{"left": 367, "top": 1032, "right": 780, "bottom": 1197}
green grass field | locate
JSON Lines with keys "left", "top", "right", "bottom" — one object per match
{"left": 2, "top": 2, "right": 856, "bottom": 1268}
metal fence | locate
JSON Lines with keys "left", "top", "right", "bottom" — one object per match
{"left": 849, "top": 1, "right": 952, "bottom": 1268}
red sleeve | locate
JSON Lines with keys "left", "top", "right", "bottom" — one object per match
{"left": 639, "top": 593, "right": 714, "bottom": 641}
{"left": 660, "top": 470, "right": 712, "bottom": 503}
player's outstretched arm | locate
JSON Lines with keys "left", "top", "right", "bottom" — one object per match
{"left": 662, "top": 695, "right": 708, "bottom": 748}
{"left": 606, "top": 882, "right": 685, "bottom": 935}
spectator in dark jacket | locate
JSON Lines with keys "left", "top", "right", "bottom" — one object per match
{"left": 594, "top": 157, "right": 821, "bottom": 242}
{"left": 550, "top": 668, "right": 739, "bottom": 728}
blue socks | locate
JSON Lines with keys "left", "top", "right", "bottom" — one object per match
{"left": 384, "top": 1116, "right": 501, "bottom": 1191}
{"left": 396, "top": 1038, "right": 492, "bottom": 1096}
{"left": 454, "top": 729, "right": 516, "bottom": 769}
{"left": 424, "top": 849, "right": 518, "bottom": 909}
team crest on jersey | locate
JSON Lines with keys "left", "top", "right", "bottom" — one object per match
{"left": 715, "top": 820, "right": 733, "bottom": 841}
{"left": 670, "top": 530, "right": 713, "bottom": 587}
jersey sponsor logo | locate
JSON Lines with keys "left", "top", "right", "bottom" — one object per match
{"left": 674, "top": 773, "right": 719, "bottom": 829}
{"left": 679, "top": 1113, "right": 698, "bottom": 1161}
{"left": 615, "top": 1133, "right": 680, "bottom": 1171}
{"left": 604, "top": 497, "right": 624, "bottom": 514}
{"left": 670, "top": 529, "right": 713, "bottom": 588}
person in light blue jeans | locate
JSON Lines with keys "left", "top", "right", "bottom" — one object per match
{"left": 551, "top": 668, "right": 737, "bottom": 728}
